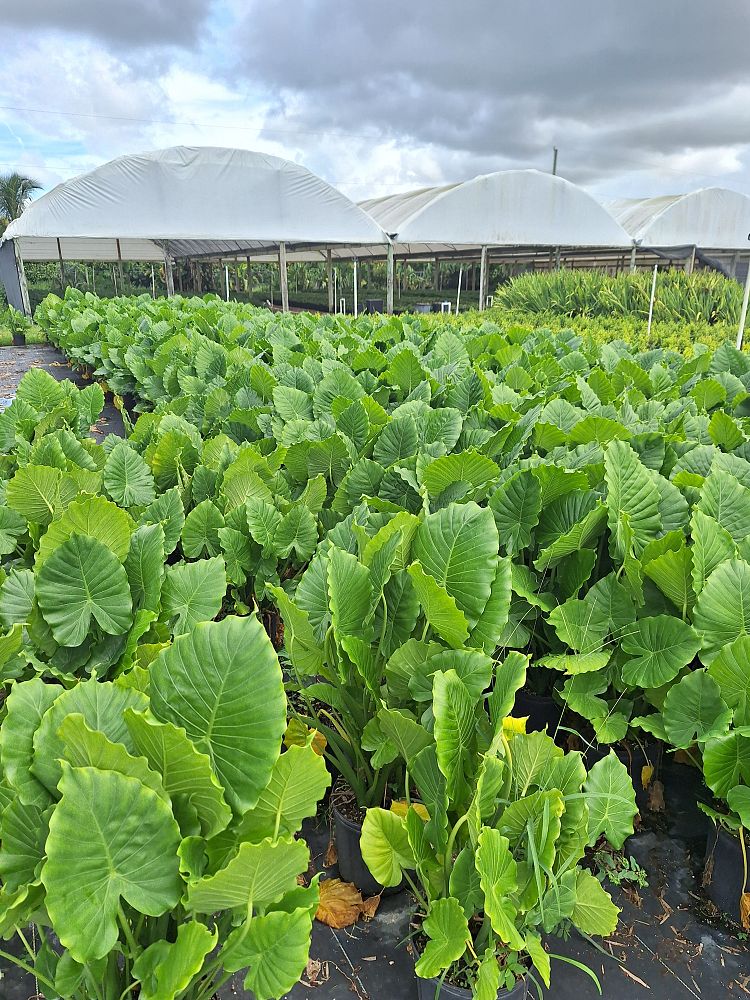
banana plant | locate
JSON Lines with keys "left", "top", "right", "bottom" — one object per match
{"left": 360, "top": 667, "right": 637, "bottom": 998}
{"left": 0, "top": 614, "right": 330, "bottom": 1000}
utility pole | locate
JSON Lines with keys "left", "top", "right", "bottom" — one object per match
{"left": 552, "top": 146, "right": 558, "bottom": 175}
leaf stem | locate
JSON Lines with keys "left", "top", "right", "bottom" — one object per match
{"left": 0, "top": 947, "right": 56, "bottom": 992}
{"left": 118, "top": 902, "right": 140, "bottom": 958}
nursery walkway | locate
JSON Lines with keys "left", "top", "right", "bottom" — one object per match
{"left": 0, "top": 342, "right": 125, "bottom": 436}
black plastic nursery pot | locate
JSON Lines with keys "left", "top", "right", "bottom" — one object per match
{"left": 415, "top": 970, "right": 528, "bottom": 999}
{"left": 332, "top": 797, "right": 404, "bottom": 897}
{"left": 703, "top": 823, "right": 748, "bottom": 925}
{"left": 512, "top": 689, "right": 564, "bottom": 735}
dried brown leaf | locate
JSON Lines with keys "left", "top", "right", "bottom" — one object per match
{"left": 316, "top": 878, "right": 366, "bottom": 928}
{"left": 740, "top": 892, "right": 750, "bottom": 931}
{"left": 324, "top": 839, "right": 338, "bottom": 867}
{"left": 647, "top": 779, "right": 665, "bottom": 812}
{"left": 361, "top": 893, "right": 381, "bottom": 920}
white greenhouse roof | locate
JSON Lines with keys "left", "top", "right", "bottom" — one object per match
{"left": 606, "top": 188, "right": 750, "bottom": 250}
{"left": 360, "top": 170, "right": 632, "bottom": 250}
{"left": 1, "top": 146, "right": 389, "bottom": 261}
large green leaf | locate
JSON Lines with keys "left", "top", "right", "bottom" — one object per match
{"left": 662, "top": 669, "right": 732, "bottom": 749}
{"left": 422, "top": 450, "right": 499, "bottom": 497}
{"left": 373, "top": 414, "right": 418, "bottom": 467}
{"left": 133, "top": 921, "right": 218, "bottom": 1000}
{"left": 0, "top": 797, "right": 50, "bottom": 892}
{"left": 643, "top": 545, "right": 694, "bottom": 615}
{"left": 620, "top": 615, "right": 700, "bottom": 688}
{"left": 412, "top": 502, "right": 499, "bottom": 627}
{"left": 36, "top": 495, "right": 134, "bottom": 570}
{"left": 42, "top": 764, "right": 182, "bottom": 963}
{"left": 140, "top": 487, "right": 185, "bottom": 555}
{"left": 414, "top": 896, "right": 470, "bottom": 980}
{"left": 469, "top": 557, "right": 512, "bottom": 654}
{"left": 233, "top": 743, "right": 331, "bottom": 843}
{"left": 222, "top": 906, "right": 315, "bottom": 1000}
{"left": 328, "top": 545, "right": 373, "bottom": 641}
{"left": 6, "top": 464, "right": 76, "bottom": 526}
{"left": 0, "top": 567, "right": 35, "bottom": 627}
{"left": 727, "top": 785, "right": 750, "bottom": 827}
{"left": 490, "top": 470, "right": 541, "bottom": 556}
{"left": 0, "top": 507, "right": 26, "bottom": 556}
{"left": 125, "top": 523, "right": 165, "bottom": 613}
{"left": 703, "top": 732, "right": 750, "bottom": 798}
{"left": 571, "top": 870, "right": 619, "bottom": 936}
{"left": 149, "top": 615, "right": 285, "bottom": 814}
{"left": 690, "top": 510, "right": 735, "bottom": 596}
{"left": 58, "top": 714, "right": 167, "bottom": 802}
{"left": 548, "top": 599, "right": 608, "bottom": 654}
{"left": 534, "top": 504, "right": 607, "bottom": 571}
{"left": 584, "top": 752, "right": 638, "bottom": 849}
{"left": 186, "top": 837, "right": 308, "bottom": 912}
{"left": 476, "top": 828, "right": 524, "bottom": 949}
{"left": 361, "top": 807, "right": 414, "bottom": 887}
{"left": 488, "top": 652, "right": 528, "bottom": 727}
{"left": 125, "top": 709, "right": 232, "bottom": 839}
{"left": 0, "top": 678, "right": 59, "bottom": 807}
{"left": 698, "top": 470, "right": 750, "bottom": 544}
{"left": 274, "top": 505, "right": 318, "bottom": 562}
{"left": 693, "top": 559, "right": 750, "bottom": 661}
{"left": 433, "top": 669, "right": 475, "bottom": 801}
{"left": 407, "top": 562, "right": 470, "bottom": 648}
{"left": 497, "top": 789, "right": 564, "bottom": 870}
{"left": 32, "top": 679, "right": 148, "bottom": 794}
{"left": 36, "top": 535, "right": 133, "bottom": 646}
{"left": 181, "top": 499, "right": 225, "bottom": 558}
{"left": 104, "top": 440, "right": 156, "bottom": 507}
{"left": 267, "top": 585, "right": 323, "bottom": 676}
{"left": 604, "top": 441, "right": 661, "bottom": 557}
{"left": 708, "top": 635, "right": 750, "bottom": 725}
{"left": 161, "top": 556, "right": 226, "bottom": 636}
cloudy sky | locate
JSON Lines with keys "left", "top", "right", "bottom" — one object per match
{"left": 1, "top": 0, "right": 749, "bottom": 204}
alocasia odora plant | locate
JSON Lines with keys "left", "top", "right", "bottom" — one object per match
{"left": 0, "top": 615, "right": 330, "bottom": 1000}
{"left": 361, "top": 660, "right": 638, "bottom": 997}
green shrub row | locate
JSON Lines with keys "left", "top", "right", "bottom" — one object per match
{"left": 494, "top": 268, "right": 743, "bottom": 325}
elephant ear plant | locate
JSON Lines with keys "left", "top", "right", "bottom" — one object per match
{"left": 273, "top": 499, "right": 512, "bottom": 811}
{"left": 0, "top": 615, "right": 330, "bottom": 1000}
{"left": 361, "top": 658, "right": 638, "bottom": 997}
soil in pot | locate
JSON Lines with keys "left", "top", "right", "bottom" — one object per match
{"left": 331, "top": 780, "right": 405, "bottom": 897}
{"left": 703, "top": 823, "right": 748, "bottom": 926}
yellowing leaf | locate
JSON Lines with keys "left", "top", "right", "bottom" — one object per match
{"left": 390, "top": 800, "right": 430, "bottom": 822}
{"left": 284, "top": 718, "right": 327, "bottom": 756}
{"left": 641, "top": 764, "right": 654, "bottom": 790}
{"left": 503, "top": 716, "right": 528, "bottom": 735}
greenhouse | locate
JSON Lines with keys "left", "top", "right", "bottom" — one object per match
{"left": 606, "top": 187, "right": 750, "bottom": 278}
{"left": 0, "top": 145, "right": 389, "bottom": 314}
{"left": 361, "top": 169, "right": 633, "bottom": 307}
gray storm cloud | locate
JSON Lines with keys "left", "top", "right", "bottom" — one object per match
{"left": 1, "top": 0, "right": 749, "bottom": 196}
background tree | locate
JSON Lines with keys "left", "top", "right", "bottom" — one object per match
{"left": 0, "top": 172, "right": 41, "bottom": 235}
